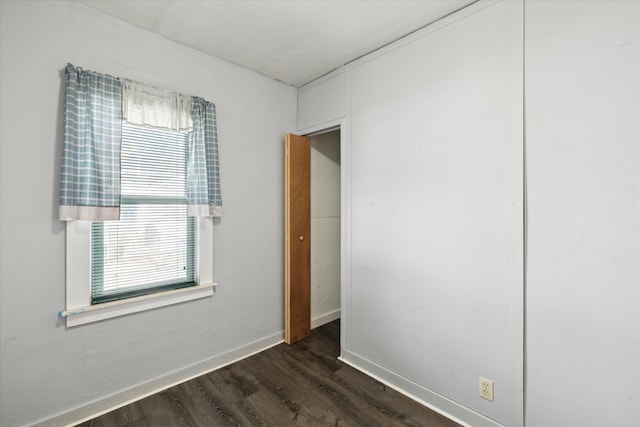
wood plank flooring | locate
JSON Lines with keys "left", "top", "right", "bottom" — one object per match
{"left": 78, "top": 320, "right": 460, "bottom": 427}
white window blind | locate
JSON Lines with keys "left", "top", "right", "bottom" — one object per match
{"left": 91, "top": 123, "right": 196, "bottom": 304}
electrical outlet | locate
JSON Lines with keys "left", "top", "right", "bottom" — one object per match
{"left": 479, "top": 377, "right": 494, "bottom": 401}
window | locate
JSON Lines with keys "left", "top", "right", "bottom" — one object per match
{"left": 91, "top": 124, "right": 196, "bottom": 304}
{"left": 59, "top": 64, "right": 221, "bottom": 326}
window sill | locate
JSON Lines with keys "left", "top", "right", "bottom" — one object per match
{"left": 60, "top": 282, "right": 217, "bottom": 327}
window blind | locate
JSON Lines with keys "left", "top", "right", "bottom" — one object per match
{"left": 91, "top": 123, "right": 196, "bottom": 304}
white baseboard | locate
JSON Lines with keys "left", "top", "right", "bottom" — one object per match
{"left": 338, "top": 349, "right": 504, "bottom": 427}
{"left": 311, "top": 309, "right": 340, "bottom": 329}
{"left": 32, "top": 331, "right": 285, "bottom": 427}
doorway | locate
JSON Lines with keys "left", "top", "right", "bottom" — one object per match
{"left": 309, "top": 130, "right": 341, "bottom": 329}
{"left": 285, "top": 128, "right": 341, "bottom": 344}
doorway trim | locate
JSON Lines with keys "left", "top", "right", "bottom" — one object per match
{"left": 297, "top": 118, "right": 350, "bottom": 353}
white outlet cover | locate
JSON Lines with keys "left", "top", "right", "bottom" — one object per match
{"left": 479, "top": 377, "right": 494, "bottom": 401}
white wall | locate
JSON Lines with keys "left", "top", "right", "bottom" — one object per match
{"left": 299, "top": 74, "right": 347, "bottom": 130}
{"left": 310, "top": 131, "right": 341, "bottom": 327}
{"left": 525, "top": 1, "right": 639, "bottom": 426}
{"left": 0, "top": 2, "right": 296, "bottom": 426}
{"left": 299, "top": 1, "right": 524, "bottom": 426}
{"left": 299, "top": 1, "right": 640, "bottom": 426}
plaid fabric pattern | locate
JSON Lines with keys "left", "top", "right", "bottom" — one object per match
{"left": 188, "top": 96, "right": 222, "bottom": 216}
{"left": 60, "top": 64, "right": 122, "bottom": 220}
{"left": 59, "top": 65, "right": 221, "bottom": 219}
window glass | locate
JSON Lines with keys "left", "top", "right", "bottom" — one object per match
{"left": 91, "top": 123, "right": 196, "bottom": 304}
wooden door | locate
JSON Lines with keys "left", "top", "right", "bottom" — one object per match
{"left": 285, "top": 134, "right": 311, "bottom": 344}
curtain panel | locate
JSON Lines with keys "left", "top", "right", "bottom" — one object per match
{"left": 59, "top": 64, "right": 122, "bottom": 221}
{"left": 59, "top": 64, "right": 222, "bottom": 221}
{"left": 188, "top": 97, "right": 223, "bottom": 217}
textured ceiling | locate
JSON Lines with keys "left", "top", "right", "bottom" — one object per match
{"left": 76, "top": 0, "right": 475, "bottom": 87}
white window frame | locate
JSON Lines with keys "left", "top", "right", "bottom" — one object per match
{"left": 63, "top": 217, "right": 215, "bottom": 327}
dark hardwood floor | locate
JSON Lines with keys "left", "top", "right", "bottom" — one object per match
{"left": 78, "top": 320, "right": 460, "bottom": 427}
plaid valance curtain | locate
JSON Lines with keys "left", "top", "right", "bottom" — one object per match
{"left": 59, "top": 64, "right": 222, "bottom": 221}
